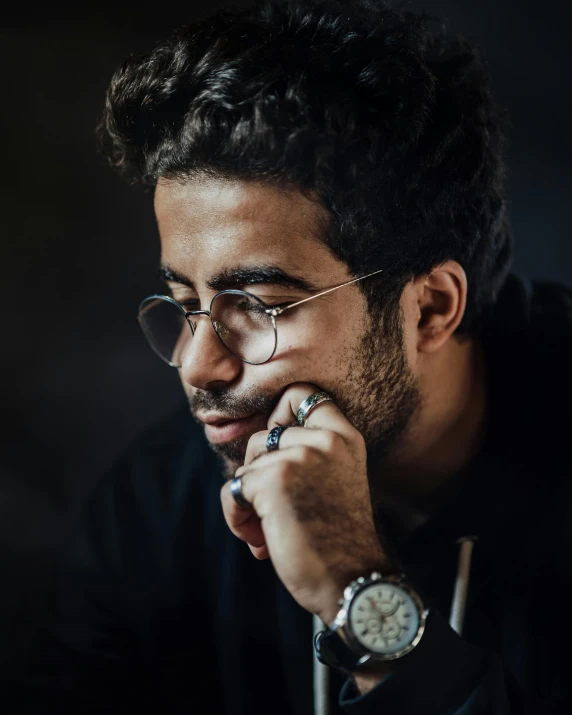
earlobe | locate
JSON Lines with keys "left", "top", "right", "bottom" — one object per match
{"left": 416, "top": 262, "right": 467, "bottom": 354}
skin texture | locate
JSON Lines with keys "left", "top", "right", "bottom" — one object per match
{"left": 154, "top": 176, "right": 487, "bottom": 691}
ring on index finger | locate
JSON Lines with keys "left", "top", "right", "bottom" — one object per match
{"left": 296, "top": 391, "right": 334, "bottom": 427}
{"left": 266, "top": 423, "right": 296, "bottom": 452}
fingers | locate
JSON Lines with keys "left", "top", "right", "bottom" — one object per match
{"left": 221, "top": 447, "right": 308, "bottom": 559}
{"left": 244, "top": 424, "right": 344, "bottom": 466}
{"left": 267, "top": 383, "right": 361, "bottom": 443}
{"left": 249, "top": 544, "right": 270, "bottom": 560}
{"left": 222, "top": 382, "right": 365, "bottom": 566}
{"left": 243, "top": 383, "right": 363, "bottom": 468}
{"left": 220, "top": 479, "right": 266, "bottom": 548}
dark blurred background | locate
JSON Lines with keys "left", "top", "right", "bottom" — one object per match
{"left": 1, "top": 0, "right": 571, "bottom": 653}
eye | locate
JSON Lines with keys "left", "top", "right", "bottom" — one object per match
{"left": 266, "top": 301, "right": 295, "bottom": 314}
{"left": 235, "top": 298, "right": 267, "bottom": 313}
{"left": 238, "top": 299, "right": 293, "bottom": 314}
{"left": 251, "top": 298, "right": 294, "bottom": 311}
{"left": 176, "top": 297, "right": 200, "bottom": 309}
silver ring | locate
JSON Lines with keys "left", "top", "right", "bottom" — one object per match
{"left": 296, "top": 391, "right": 334, "bottom": 426}
{"left": 229, "top": 475, "right": 250, "bottom": 509}
{"left": 266, "top": 423, "right": 295, "bottom": 452}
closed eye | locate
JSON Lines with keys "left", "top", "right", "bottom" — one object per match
{"left": 178, "top": 298, "right": 201, "bottom": 310}
{"left": 252, "top": 298, "right": 295, "bottom": 311}
{"left": 267, "top": 301, "right": 296, "bottom": 313}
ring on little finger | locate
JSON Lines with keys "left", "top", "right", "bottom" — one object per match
{"left": 229, "top": 475, "right": 251, "bottom": 509}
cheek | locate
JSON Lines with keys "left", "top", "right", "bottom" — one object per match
{"left": 277, "top": 303, "right": 358, "bottom": 355}
{"left": 299, "top": 325, "right": 362, "bottom": 386}
{"left": 178, "top": 306, "right": 365, "bottom": 397}
{"left": 275, "top": 319, "right": 350, "bottom": 375}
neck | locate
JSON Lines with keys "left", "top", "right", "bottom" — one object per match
{"left": 374, "top": 335, "right": 487, "bottom": 512}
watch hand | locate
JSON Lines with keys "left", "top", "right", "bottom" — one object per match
{"left": 367, "top": 597, "right": 387, "bottom": 622}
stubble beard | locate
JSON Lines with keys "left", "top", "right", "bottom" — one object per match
{"left": 333, "top": 307, "right": 422, "bottom": 558}
{"left": 188, "top": 388, "right": 281, "bottom": 476}
{"left": 340, "top": 309, "right": 422, "bottom": 468}
{"left": 188, "top": 308, "right": 421, "bottom": 480}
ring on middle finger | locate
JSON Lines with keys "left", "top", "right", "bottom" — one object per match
{"left": 266, "top": 423, "right": 295, "bottom": 452}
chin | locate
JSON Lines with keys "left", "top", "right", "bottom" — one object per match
{"left": 207, "top": 437, "right": 249, "bottom": 479}
{"left": 221, "top": 457, "right": 242, "bottom": 481}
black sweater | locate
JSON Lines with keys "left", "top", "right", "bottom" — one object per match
{"left": 5, "top": 274, "right": 572, "bottom": 714}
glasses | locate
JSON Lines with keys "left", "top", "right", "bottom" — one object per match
{"left": 137, "top": 267, "right": 384, "bottom": 368}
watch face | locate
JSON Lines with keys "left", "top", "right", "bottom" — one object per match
{"left": 348, "top": 582, "right": 420, "bottom": 656}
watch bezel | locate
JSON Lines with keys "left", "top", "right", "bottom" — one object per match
{"left": 333, "top": 572, "right": 428, "bottom": 663}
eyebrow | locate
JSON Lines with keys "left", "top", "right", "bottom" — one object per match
{"left": 157, "top": 264, "right": 319, "bottom": 294}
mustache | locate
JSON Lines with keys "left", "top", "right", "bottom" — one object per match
{"left": 189, "top": 386, "right": 284, "bottom": 420}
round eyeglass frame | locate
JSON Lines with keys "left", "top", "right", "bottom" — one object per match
{"left": 137, "top": 289, "right": 279, "bottom": 368}
{"left": 137, "top": 266, "right": 386, "bottom": 369}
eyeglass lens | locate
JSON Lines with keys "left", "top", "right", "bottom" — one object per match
{"left": 138, "top": 292, "right": 278, "bottom": 367}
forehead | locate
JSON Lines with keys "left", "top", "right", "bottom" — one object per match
{"left": 154, "top": 177, "right": 342, "bottom": 283}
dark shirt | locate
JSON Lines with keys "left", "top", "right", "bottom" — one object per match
{"left": 4, "top": 273, "right": 572, "bottom": 714}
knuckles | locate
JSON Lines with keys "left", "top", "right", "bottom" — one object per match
{"left": 294, "top": 444, "right": 320, "bottom": 463}
{"left": 245, "top": 430, "right": 271, "bottom": 464}
{"left": 346, "top": 426, "right": 367, "bottom": 457}
{"left": 318, "top": 429, "right": 344, "bottom": 454}
{"left": 268, "top": 445, "right": 321, "bottom": 485}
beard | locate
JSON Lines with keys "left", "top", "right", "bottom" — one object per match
{"left": 187, "top": 305, "right": 421, "bottom": 479}
{"left": 189, "top": 387, "right": 283, "bottom": 469}
{"left": 340, "top": 307, "right": 422, "bottom": 467}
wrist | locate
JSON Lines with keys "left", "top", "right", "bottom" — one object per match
{"left": 314, "top": 571, "right": 428, "bottom": 677}
{"left": 337, "top": 626, "right": 398, "bottom": 691}
{"left": 350, "top": 645, "right": 409, "bottom": 694}
{"left": 351, "top": 667, "right": 390, "bottom": 695}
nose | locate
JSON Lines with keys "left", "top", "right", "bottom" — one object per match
{"left": 179, "top": 313, "right": 242, "bottom": 390}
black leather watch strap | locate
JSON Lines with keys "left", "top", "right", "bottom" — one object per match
{"left": 314, "top": 628, "right": 365, "bottom": 672}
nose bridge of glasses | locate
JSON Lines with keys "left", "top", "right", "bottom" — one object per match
{"left": 184, "top": 309, "right": 211, "bottom": 335}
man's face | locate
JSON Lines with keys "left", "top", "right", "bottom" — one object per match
{"left": 154, "top": 177, "right": 420, "bottom": 475}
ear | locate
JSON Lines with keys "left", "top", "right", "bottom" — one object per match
{"left": 412, "top": 261, "right": 468, "bottom": 354}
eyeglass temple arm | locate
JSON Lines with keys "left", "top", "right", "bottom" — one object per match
{"left": 267, "top": 267, "right": 384, "bottom": 317}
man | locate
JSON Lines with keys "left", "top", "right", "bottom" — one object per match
{"left": 7, "top": 1, "right": 572, "bottom": 713}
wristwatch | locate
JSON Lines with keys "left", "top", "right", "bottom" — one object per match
{"left": 314, "top": 571, "right": 428, "bottom": 672}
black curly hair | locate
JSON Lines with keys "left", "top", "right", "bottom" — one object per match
{"left": 98, "top": 0, "right": 513, "bottom": 333}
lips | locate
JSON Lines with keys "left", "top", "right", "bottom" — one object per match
{"left": 196, "top": 412, "right": 265, "bottom": 444}
{"left": 196, "top": 412, "right": 252, "bottom": 426}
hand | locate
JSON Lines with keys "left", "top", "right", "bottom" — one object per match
{"left": 220, "top": 383, "right": 392, "bottom": 626}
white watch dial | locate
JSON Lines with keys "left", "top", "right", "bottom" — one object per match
{"left": 348, "top": 583, "right": 420, "bottom": 655}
